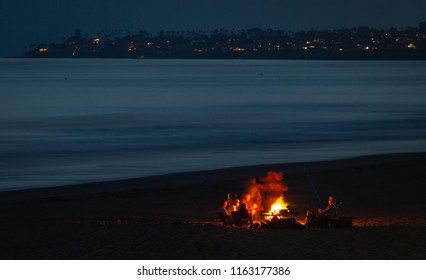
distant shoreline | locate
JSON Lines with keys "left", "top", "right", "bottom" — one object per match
{"left": 4, "top": 56, "right": 426, "bottom": 61}
{"left": 21, "top": 25, "right": 426, "bottom": 60}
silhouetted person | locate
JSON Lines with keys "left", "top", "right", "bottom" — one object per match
{"left": 305, "top": 196, "right": 341, "bottom": 227}
{"left": 318, "top": 196, "right": 339, "bottom": 219}
{"left": 231, "top": 203, "right": 251, "bottom": 227}
{"left": 217, "top": 199, "right": 232, "bottom": 226}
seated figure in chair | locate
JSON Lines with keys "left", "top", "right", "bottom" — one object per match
{"left": 318, "top": 196, "right": 339, "bottom": 219}
{"left": 305, "top": 196, "right": 341, "bottom": 227}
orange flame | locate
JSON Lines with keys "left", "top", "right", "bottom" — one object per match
{"left": 269, "top": 196, "right": 288, "bottom": 214}
{"left": 243, "top": 171, "right": 289, "bottom": 222}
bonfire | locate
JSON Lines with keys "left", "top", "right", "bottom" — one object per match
{"left": 225, "top": 170, "right": 350, "bottom": 229}
{"left": 241, "top": 171, "right": 299, "bottom": 227}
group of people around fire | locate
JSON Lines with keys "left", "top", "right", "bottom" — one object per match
{"left": 217, "top": 193, "right": 340, "bottom": 227}
{"left": 216, "top": 193, "right": 260, "bottom": 227}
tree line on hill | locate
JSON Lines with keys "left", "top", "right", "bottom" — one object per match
{"left": 23, "top": 22, "right": 426, "bottom": 59}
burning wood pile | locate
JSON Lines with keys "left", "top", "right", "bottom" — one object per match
{"left": 219, "top": 171, "right": 302, "bottom": 229}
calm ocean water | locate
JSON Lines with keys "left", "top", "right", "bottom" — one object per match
{"left": 1, "top": 59, "right": 426, "bottom": 190}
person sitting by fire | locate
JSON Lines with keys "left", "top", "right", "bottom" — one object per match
{"left": 241, "top": 193, "right": 260, "bottom": 221}
{"left": 227, "top": 193, "right": 240, "bottom": 213}
{"left": 318, "top": 196, "right": 339, "bottom": 219}
{"left": 231, "top": 203, "right": 252, "bottom": 227}
{"left": 241, "top": 193, "right": 253, "bottom": 213}
{"left": 305, "top": 196, "right": 340, "bottom": 227}
{"left": 217, "top": 199, "right": 233, "bottom": 226}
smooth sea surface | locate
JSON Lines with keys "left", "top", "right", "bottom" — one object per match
{"left": 1, "top": 59, "right": 426, "bottom": 190}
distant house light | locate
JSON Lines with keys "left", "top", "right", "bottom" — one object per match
{"left": 407, "top": 43, "right": 417, "bottom": 49}
{"left": 128, "top": 41, "right": 137, "bottom": 51}
{"left": 232, "top": 47, "right": 245, "bottom": 52}
{"left": 92, "top": 38, "right": 101, "bottom": 44}
{"left": 38, "top": 47, "right": 48, "bottom": 53}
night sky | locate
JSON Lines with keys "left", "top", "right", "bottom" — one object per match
{"left": 1, "top": 0, "right": 425, "bottom": 57}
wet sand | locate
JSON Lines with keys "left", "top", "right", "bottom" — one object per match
{"left": 0, "top": 152, "right": 425, "bottom": 259}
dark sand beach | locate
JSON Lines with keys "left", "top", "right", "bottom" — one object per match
{"left": 0, "top": 152, "right": 425, "bottom": 259}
